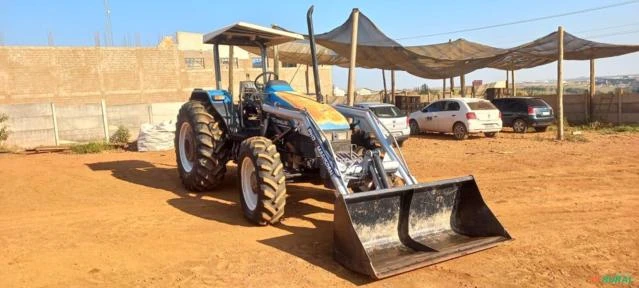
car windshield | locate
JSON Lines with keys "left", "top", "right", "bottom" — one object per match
{"left": 467, "top": 101, "right": 497, "bottom": 110}
{"left": 370, "top": 106, "right": 404, "bottom": 118}
{"left": 527, "top": 98, "right": 550, "bottom": 107}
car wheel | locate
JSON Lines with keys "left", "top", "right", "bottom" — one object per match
{"left": 512, "top": 119, "right": 528, "bottom": 133}
{"left": 484, "top": 132, "right": 498, "bottom": 138}
{"left": 534, "top": 126, "right": 548, "bottom": 132}
{"left": 409, "top": 120, "right": 420, "bottom": 135}
{"left": 453, "top": 122, "right": 468, "bottom": 140}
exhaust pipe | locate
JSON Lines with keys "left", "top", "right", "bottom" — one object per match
{"left": 307, "top": 6, "right": 324, "bottom": 104}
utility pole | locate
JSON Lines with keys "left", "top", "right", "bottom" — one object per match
{"left": 48, "top": 32, "right": 54, "bottom": 46}
{"left": 103, "top": 0, "right": 113, "bottom": 46}
{"left": 557, "top": 26, "right": 565, "bottom": 141}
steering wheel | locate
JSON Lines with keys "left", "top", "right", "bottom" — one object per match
{"left": 254, "top": 72, "right": 279, "bottom": 91}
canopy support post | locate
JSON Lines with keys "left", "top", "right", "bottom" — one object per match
{"left": 511, "top": 70, "right": 516, "bottom": 96}
{"left": 391, "top": 70, "right": 396, "bottom": 104}
{"left": 382, "top": 69, "right": 388, "bottom": 103}
{"left": 589, "top": 59, "right": 595, "bottom": 121}
{"left": 460, "top": 74, "right": 466, "bottom": 97}
{"left": 557, "top": 26, "right": 565, "bottom": 141}
{"left": 505, "top": 70, "right": 509, "bottom": 95}
{"left": 273, "top": 46, "right": 279, "bottom": 77}
{"left": 347, "top": 8, "right": 360, "bottom": 106}
{"left": 213, "top": 44, "right": 222, "bottom": 90}
{"left": 450, "top": 77, "right": 454, "bottom": 96}
{"left": 228, "top": 45, "right": 234, "bottom": 96}
{"left": 442, "top": 78, "right": 446, "bottom": 99}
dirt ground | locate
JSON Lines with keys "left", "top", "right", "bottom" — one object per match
{"left": 1, "top": 130, "right": 638, "bottom": 287}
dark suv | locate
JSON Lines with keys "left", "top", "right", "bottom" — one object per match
{"left": 491, "top": 97, "right": 554, "bottom": 133}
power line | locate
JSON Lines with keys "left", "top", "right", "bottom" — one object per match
{"left": 585, "top": 29, "right": 639, "bottom": 39}
{"left": 388, "top": 0, "right": 639, "bottom": 42}
{"left": 574, "top": 22, "right": 639, "bottom": 34}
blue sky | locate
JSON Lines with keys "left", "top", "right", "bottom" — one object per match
{"left": 1, "top": 0, "right": 638, "bottom": 90}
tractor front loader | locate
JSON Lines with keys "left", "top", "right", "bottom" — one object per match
{"left": 174, "top": 8, "right": 510, "bottom": 279}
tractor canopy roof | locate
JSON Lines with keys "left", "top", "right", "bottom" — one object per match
{"left": 203, "top": 22, "right": 303, "bottom": 47}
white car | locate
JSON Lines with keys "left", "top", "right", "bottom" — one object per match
{"left": 354, "top": 102, "right": 411, "bottom": 145}
{"left": 409, "top": 98, "right": 502, "bottom": 140}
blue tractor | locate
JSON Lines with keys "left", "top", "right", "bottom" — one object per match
{"left": 174, "top": 7, "right": 511, "bottom": 279}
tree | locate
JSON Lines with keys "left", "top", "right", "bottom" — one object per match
{"left": 0, "top": 113, "right": 9, "bottom": 143}
{"left": 419, "top": 84, "right": 430, "bottom": 95}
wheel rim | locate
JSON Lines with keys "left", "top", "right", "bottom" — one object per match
{"left": 178, "top": 122, "right": 195, "bottom": 173}
{"left": 454, "top": 124, "right": 465, "bottom": 138}
{"left": 241, "top": 157, "right": 259, "bottom": 212}
{"left": 514, "top": 120, "right": 525, "bottom": 132}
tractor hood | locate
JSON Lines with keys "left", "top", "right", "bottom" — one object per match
{"left": 264, "top": 84, "right": 350, "bottom": 131}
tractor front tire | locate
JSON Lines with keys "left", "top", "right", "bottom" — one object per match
{"left": 175, "top": 101, "right": 228, "bottom": 191}
{"left": 238, "top": 137, "right": 287, "bottom": 225}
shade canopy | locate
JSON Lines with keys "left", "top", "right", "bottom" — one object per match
{"left": 266, "top": 10, "right": 639, "bottom": 79}
{"left": 203, "top": 22, "right": 303, "bottom": 47}
{"left": 242, "top": 40, "right": 348, "bottom": 66}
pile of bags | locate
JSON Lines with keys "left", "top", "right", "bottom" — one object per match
{"left": 137, "top": 120, "right": 176, "bottom": 152}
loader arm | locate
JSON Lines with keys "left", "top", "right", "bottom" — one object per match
{"left": 304, "top": 5, "right": 512, "bottom": 279}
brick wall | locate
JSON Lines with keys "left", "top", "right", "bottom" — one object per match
{"left": 0, "top": 46, "right": 333, "bottom": 105}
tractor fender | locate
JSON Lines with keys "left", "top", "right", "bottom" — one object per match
{"left": 189, "top": 88, "right": 234, "bottom": 132}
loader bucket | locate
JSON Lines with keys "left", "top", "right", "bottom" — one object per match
{"left": 333, "top": 175, "right": 511, "bottom": 279}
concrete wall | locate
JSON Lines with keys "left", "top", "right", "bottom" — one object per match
{"left": 0, "top": 101, "right": 183, "bottom": 148}
{"left": 0, "top": 46, "right": 333, "bottom": 105}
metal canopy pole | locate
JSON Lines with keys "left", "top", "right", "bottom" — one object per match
{"left": 213, "top": 44, "right": 222, "bottom": 90}
{"left": 272, "top": 24, "right": 280, "bottom": 78}
{"left": 347, "top": 8, "right": 360, "bottom": 106}
{"left": 557, "top": 26, "right": 565, "bottom": 141}
{"left": 228, "top": 45, "right": 234, "bottom": 96}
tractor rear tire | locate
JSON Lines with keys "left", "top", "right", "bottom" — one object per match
{"left": 175, "top": 101, "right": 228, "bottom": 191}
{"left": 238, "top": 137, "right": 287, "bottom": 225}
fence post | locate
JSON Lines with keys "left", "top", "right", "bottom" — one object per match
{"left": 148, "top": 104, "right": 154, "bottom": 124}
{"left": 101, "top": 99, "right": 109, "bottom": 142}
{"left": 50, "top": 102, "right": 60, "bottom": 146}
{"left": 584, "top": 92, "right": 589, "bottom": 123}
{"left": 617, "top": 88, "right": 623, "bottom": 124}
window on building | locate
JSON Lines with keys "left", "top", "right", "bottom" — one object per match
{"left": 252, "top": 57, "right": 263, "bottom": 68}
{"left": 221, "top": 57, "right": 239, "bottom": 68}
{"left": 282, "top": 62, "right": 296, "bottom": 68}
{"left": 185, "top": 57, "right": 205, "bottom": 69}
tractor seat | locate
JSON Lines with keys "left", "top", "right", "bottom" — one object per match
{"left": 265, "top": 80, "right": 293, "bottom": 93}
